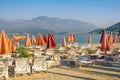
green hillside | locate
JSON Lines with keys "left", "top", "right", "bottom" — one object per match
{"left": 90, "top": 22, "right": 120, "bottom": 34}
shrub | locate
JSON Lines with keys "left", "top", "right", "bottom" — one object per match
{"left": 16, "top": 47, "right": 31, "bottom": 58}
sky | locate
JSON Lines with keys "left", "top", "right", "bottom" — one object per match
{"left": 0, "top": 0, "right": 120, "bottom": 28}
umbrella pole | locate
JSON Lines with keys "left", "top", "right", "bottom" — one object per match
{"left": 105, "top": 51, "right": 109, "bottom": 64}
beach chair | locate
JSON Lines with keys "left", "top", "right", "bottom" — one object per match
{"left": 106, "top": 52, "right": 120, "bottom": 63}
{"left": 34, "top": 50, "right": 44, "bottom": 57}
{"left": 73, "top": 43, "right": 79, "bottom": 48}
{"left": 2, "top": 54, "right": 11, "bottom": 59}
{"left": 14, "top": 58, "right": 31, "bottom": 77}
{"left": 32, "top": 57, "right": 47, "bottom": 73}
{"left": 0, "top": 59, "right": 8, "bottom": 80}
{"left": 74, "top": 55, "right": 93, "bottom": 68}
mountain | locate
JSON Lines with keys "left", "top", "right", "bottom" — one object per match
{"left": 89, "top": 28, "right": 103, "bottom": 34}
{"left": 90, "top": 22, "right": 120, "bottom": 34}
{"left": 106, "top": 22, "right": 120, "bottom": 32}
{"left": 0, "top": 16, "right": 98, "bottom": 34}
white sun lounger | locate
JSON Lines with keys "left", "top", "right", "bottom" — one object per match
{"left": 32, "top": 57, "right": 47, "bottom": 73}
{"left": 0, "top": 60, "right": 8, "bottom": 80}
{"left": 14, "top": 58, "right": 31, "bottom": 77}
{"left": 74, "top": 55, "right": 93, "bottom": 67}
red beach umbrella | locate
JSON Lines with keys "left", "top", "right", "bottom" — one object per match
{"left": 100, "top": 30, "right": 105, "bottom": 43}
{"left": 47, "top": 33, "right": 56, "bottom": 48}
{"left": 50, "top": 33, "right": 56, "bottom": 47}
{"left": 43, "top": 34, "right": 47, "bottom": 43}
{"left": 100, "top": 30, "right": 110, "bottom": 53}
{"left": 47, "top": 33, "right": 52, "bottom": 48}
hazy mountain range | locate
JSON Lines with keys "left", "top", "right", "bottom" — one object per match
{"left": 0, "top": 16, "right": 98, "bottom": 34}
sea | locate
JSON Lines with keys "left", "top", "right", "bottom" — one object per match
{"left": 8, "top": 33, "right": 120, "bottom": 46}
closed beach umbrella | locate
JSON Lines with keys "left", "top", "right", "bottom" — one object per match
{"left": 47, "top": 33, "right": 56, "bottom": 48}
{"left": 108, "top": 32, "right": 113, "bottom": 45}
{"left": 36, "top": 33, "right": 45, "bottom": 46}
{"left": 100, "top": 30, "right": 105, "bottom": 43}
{"left": 88, "top": 35, "right": 92, "bottom": 43}
{"left": 47, "top": 33, "right": 52, "bottom": 48}
{"left": 31, "top": 35, "right": 36, "bottom": 43}
{"left": 62, "top": 37, "right": 66, "bottom": 47}
{"left": 50, "top": 33, "right": 56, "bottom": 47}
{"left": 11, "top": 36, "right": 26, "bottom": 42}
{"left": 43, "top": 34, "right": 47, "bottom": 43}
{"left": 68, "top": 34, "right": 71, "bottom": 43}
{"left": 70, "top": 34, "right": 73, "bottom": 42}
{"left": 9, "top": 40, "right": 16, "bottom": 53}
{"left": 113, "top": 32, "right": 119, "bottom": 44}
{"left": 100, "top": 30, "right": 110, "bottom": 53}
{"left": 25, "top": 34, "right": 31, "bottom": 47}
{"left": 0, "top": 30, "right": 10, "bottom": 54}
{"left": 73, "top": 34, "right": 76, "bottom": 42}
{"left": 15, "top": 42, "right": 20, "bottom": 48}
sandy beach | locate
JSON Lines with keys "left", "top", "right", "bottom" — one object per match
{"left": 0, "top": 61, "right": 119, "bottom": 80}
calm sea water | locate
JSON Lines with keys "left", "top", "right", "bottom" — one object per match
{"left": 8, "top": 33, "right": 120, "bottom": 46}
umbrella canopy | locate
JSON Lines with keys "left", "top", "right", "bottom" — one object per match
{"left": 68, "top": 34, "right": 71, "bottom": 43}
{"left": 43, "top": 34, "right": 47, "bottom": 43}
{"left": 9, "top": 40, "right": 16, "bottom": 53}
{"left": 0, "top": 30, "right": 10, "bottom": 54}
{"left": 11, "top": 36, "right": 26, "bottom": 42}
{"left": 88, "top": 35, "right": 92, "bottom": 43}
{"left": 73, "top": 34, "right": 76, "bottom": 42}
{"left": 113, "top": 32, "right": 119, "bottom": 44}
{"left": 100, "top": 30, "right": 105, "bottom": 43}
{"left": 50, "top": 33, "right": 56, "bottom": 47}
{"left": 25, "top": 34, "right": 31, "bottom": 47}
{"left": 15, "top": 42, "right": 20, "bottom": 48}
{"left": 100, "top": 30, "right": 110, "bottom": 52}
{"left": 108, "top": 32, "right": 113, "bottom": 45}
{"left": 47, "top": 33, "right": 52, "bottom": 48}
{"left": 62, "top": 37, "right": 66, "bottom": 47}
{"left": 31, "top": 35, "right": 36, "bottom": 43}
{"left": 47, "top": 33, "right": 56, "bottom": 48}
{"left": 36, "top": 33, "right": 45, "bottom": 46}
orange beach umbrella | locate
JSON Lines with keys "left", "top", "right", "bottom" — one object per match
{"left": 0, "top": 30, "right": 10, "bottom": 54}
{"left": 68, "top": 34, "right": 71, "bottom": 43}
{"left": 9, "top": 40, "right": 16, "bottom": 53}
{"left": 73, "top": 34, "right": 76, "bottom": 42}
{"left": 113, "top": 32, "right": 119, "bottom": 44}
{"left": 31, "top": 35, "right": 36, "bottom": 43}
{"left": 36, "top": 33, "right": 45, "bottom": 46}
{"left": 108, "top": 32, "right": 113, "bottom": 45}
{"left": 88, "top": 35, "right": 92, "bottom": 43}
{"left": 62, "top": 37, "right": 66, "bottom": 47}
{"left": 15, "top": 42, "right": 20, "bottom": 48}
{"left": 25, "top": 34, "right": 31, "bottom": 47}
{"left": 11, "top": 36, "right": 26, "bottom": 42}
